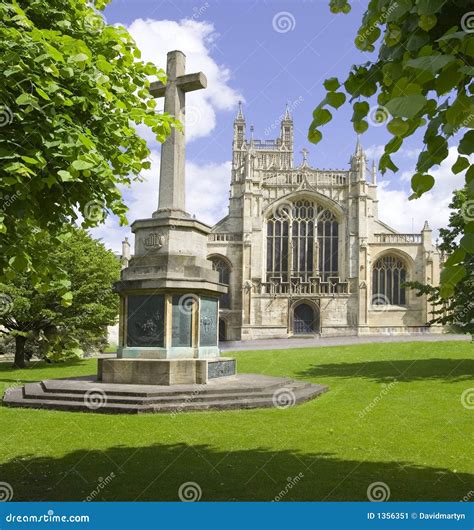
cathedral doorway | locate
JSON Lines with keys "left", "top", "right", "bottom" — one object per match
{"left": 292, "top": 302, "right": 318, "bottom": 334}
{"left": 219, "top": 318, "right": 227, "bottom": 341}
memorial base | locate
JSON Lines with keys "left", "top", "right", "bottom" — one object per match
{"left": 98, "top": 357, "right": 236, "bottom": 386}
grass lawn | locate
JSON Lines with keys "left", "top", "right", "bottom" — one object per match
{"left": 0, "top": 341, "right": 473, "bottom": 502}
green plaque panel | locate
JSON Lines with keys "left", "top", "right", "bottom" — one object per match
{"left": 200, "top": 297, "right": 218, "bottom": 347}
{"left": 127, "top": 295, "right": 164, "bottom": 347}
{"left": 172, "top": 295, "right": 193, "bottom": 347}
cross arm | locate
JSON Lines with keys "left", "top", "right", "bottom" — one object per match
{"left": 149, "top": 72, "right": 207, "bottom": 98}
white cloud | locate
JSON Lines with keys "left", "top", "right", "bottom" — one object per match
{"left": 365, "top": 144, "right": 385, "bottom": 160}
{"left": 90, "top": 151, "right": 231, "bottom": 252}
{"left": 378, "top": 147, "right": 470, "bottom": 236}
{"left": 127, "top": 18, "right": 242, "bottom": 142}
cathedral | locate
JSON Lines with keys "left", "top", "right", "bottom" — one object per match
{"left": 205, "top": 103, "right": 442, "bottom": 341}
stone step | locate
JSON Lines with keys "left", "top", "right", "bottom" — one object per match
{"left": 21, "top": 382, "right": 314, "bottom": 406}
{"left": 4, "top": 384, "right": 327, "bottom": 414}
{"left": 41, "top": 376, "right": 293, "bottom": 397}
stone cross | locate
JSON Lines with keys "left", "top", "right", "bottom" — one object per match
{"left": 150, "top": 50, "right": 207, "bottom": 217}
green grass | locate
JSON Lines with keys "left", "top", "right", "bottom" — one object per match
{"left": 0, "top": 341, "right": 473, "bottom": 502}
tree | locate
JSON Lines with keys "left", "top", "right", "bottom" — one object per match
{"left": 0, "top": 228, "right": 120, "bottom": 368}
{"left": 309, "top": 0, "right": 474, "bottom": 298}
{"left": 406, "top": 189, "right": 473, "bottom": 336}
{"left": 0, "top": 0, "right": 177, "bottom": 287}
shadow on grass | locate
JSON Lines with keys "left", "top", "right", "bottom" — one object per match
{"left": 1, "top": 442, "right": 472, "bottom": 502}
{"left": 298, "top": 358, "right": 474, "bottom": 383}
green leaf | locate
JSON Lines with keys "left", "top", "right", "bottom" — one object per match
{"left": 323, "top": 78, "right": 340, "bottom": 91}
{"left": 69, "top": 53, "right": 89, "bottom": 63}
{"left": 379, "top": 153, "right": 398, "bottom": 173}
{"left": 72, "top": 160, "right": 94, "bottom": 171}
{"left": 16, "top": 93, "right": 38, "bottom": 106}
{"left": 21, "top": 156, "right": 39, "bottom": 165}
{"left": 58, "top": 170, "right": 74, "bottom": 182}
{"left": 311, "top": 108, "right": 332, "bottom": 126}
{"left": 326, "top": 92, "right": 346, "bottom": 109}
{"left": 411, "top": 173, "right": 435, "bottom": 195}
{"left": 354, "top": 120, "right": 368, "bottom": 134}
{"left": 440, "top": 265, "right": 466, "bottom": 298}
{"left": 452, "top": 156, "right": 470, "bottom": 174}
{"left": 35, "top": 87, "right": 50, "bottom": 100}
{"left": 460, "top": 233, "right": 474, "bottom": 253}
{"left": 444, "top": 248, "right": 465, "bottom": 267}
{"left": 78, "top": 134, "right": 94, "bottom": 149}
{"left": 44, "top": 43, "right": 64, "bottom": 62}
{"left": 385, "top": 95, "right": 426, "bottom": 119}
{"left": 459, "top": 131, "right": 474, "bottom": 155}
{"left": 418, "top": 15, "right": 437, "bottom": 32}
{"left": 308, "top": 125, "right": 322, "bottom": 144}
{"left": 417, "top": 0, "right": 445, "bottom": 15}
{"left": 387, "top": 118, "right": 410, "bottom": 136}
{"left": 406, "top": 55, "right": 455, "bottom": 74}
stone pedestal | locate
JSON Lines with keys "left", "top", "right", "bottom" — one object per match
{"left": 98, "top": 358, "right": 236, "bottom": 386}
{"left": 112, "top": 214, "right": 234, "bottom": 385}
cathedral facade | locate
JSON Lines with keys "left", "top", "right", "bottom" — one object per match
{"left": 207, "top": 104, "right": 442, "bottom": 341}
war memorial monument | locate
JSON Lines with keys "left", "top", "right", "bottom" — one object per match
{"left": 4, "top": 51, "right": 327, "bottom": 413}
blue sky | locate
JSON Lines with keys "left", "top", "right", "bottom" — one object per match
{"left": 92, "top": 0, "right": 466, "bottom": 251}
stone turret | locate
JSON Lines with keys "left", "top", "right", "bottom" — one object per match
{"left": 350, "top": 135, "right": 367, "bottom": 181}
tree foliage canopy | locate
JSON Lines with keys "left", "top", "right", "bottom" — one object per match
{"left": 0, "top": 228, "right": 121, "bottom": 367}
{"left": 406, "top": 189, "right": 474, "bottom": 335}
{"left": 309, "top": 0, "right": 474, "bottom": 297}
{"left": 0, "top": 0, "right": 177, "bottom": 285}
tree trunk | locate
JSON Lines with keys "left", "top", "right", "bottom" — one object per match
{"left": 14, "top": 335, "right": 27, "bottom": 368}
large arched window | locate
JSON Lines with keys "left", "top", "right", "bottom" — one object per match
{"left": 372, "top": 255, "right": 407, "bottom": 305}
{"left": 210, "top": 257, "right": 231, "bottom": 309}
{"left": 266, "top": 200, "right": 339, "bottom": 282}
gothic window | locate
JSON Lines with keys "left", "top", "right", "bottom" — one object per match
{"left": 266, "top": 200, "right": 339, "bottom": 282}
{"left": 210, "top": 257, "right": 231, "bottom": 309}
{"left": 372, "top": 255, "right": 407, "bottom": 305}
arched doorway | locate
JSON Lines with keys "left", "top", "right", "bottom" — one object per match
{"left": 292, "top": 303, "right": 318, "bottom": 334}
{"left": 219, "top": 318, "right": 227, "bottom": 341}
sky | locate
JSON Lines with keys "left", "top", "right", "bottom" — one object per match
{"left": 91, "top": 0, "right": 468, "bottom": 252}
